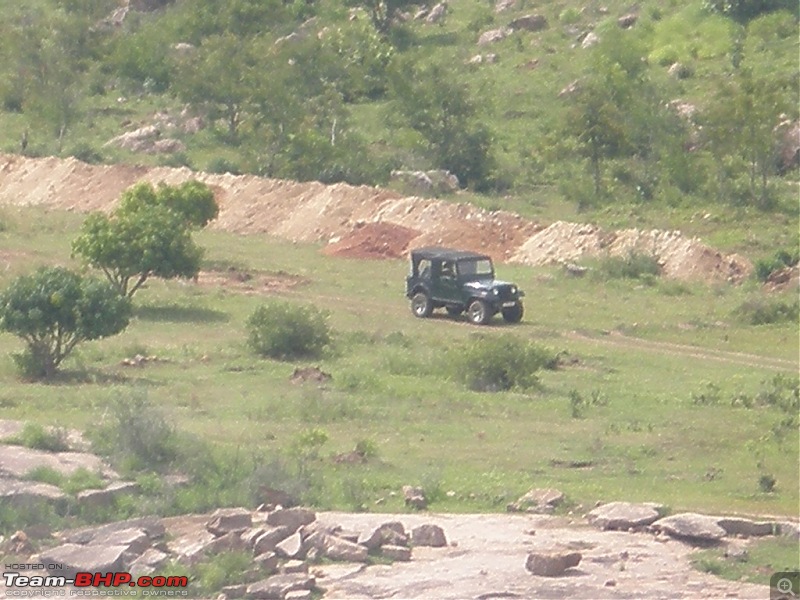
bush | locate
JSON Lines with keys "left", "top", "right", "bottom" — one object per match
{"left": 247, "top": 301, "right": 331, "bottom": 360}
{"left": 90, "top": 389, "right": 181, "bottom": 473}
{"left": 735, "top": 298, "right": 799, "bottom": 325}
{"left": 451, "top": 335, "right": 556, "bottom": 392}
{"left": 754, "top": 248, "right": 798, "bottom": 282}
{"left": 9, "top": 423, "right": 69, "bottom": 452}
{"left": 597, "top": 252, "right": 662, "bottom": 281}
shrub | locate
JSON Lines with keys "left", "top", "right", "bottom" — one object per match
{"left": 90, "top": 389, "right": 180, "bottom": 473}
{"left": 9, "top": 423, "right": 69, "bottom": 452}
{"left": 451, "top": 335, "right": 556, "bottom": 392}
{"left": 754, "top": 248, "right": 798, "bottom": 282}
{"left": 247, "top": 302, "right": 331, "bottom": 360}
{"left": 735, "top": 298, "right": 799, "bottom": 325}
{"left": 597, "top": 252, "right": 662, "bottom": 281}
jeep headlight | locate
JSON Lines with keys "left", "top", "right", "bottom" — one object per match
{"left": 511, "top": 286, "right": 517, "bottom": 294}
{"left": 493, "top": 289, "right": 499, "bottom": 295}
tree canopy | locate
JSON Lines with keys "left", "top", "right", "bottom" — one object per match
{"left": 0, "top": 266, "right": 131, "bottom": 379}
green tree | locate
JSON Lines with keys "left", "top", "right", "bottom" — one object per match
{"left": 118, "top": 180, "right": 219, "bottom": 228}
{"left": 390, "top": 62, "right": 495, "bottom": 189}
{"left": 0, "top": 267, "right": 131, "bottom": 379}
{"left": 173, "top": 33, "right": 257, "bottom": 139}
{"left": 701, "top": 68, "right": 788, "bottom": 208}
{"left": 348, "top": 0, "right": 417, "bottom": 35}
{"left": 72, "top": 206, "right": 204, "bottom": 298}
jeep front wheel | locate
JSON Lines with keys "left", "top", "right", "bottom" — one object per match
{"left": 411, "top": 292, "right": 433, "bottom": 318}
{"left": 502, "top": 302, "right": 524, "bottom": 323}
{"left": 467, "top": 299, "right": 491, "bottom": 325}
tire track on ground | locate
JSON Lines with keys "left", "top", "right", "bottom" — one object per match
{"left": 273, "top": 286, "right": 796, "bottom": 372}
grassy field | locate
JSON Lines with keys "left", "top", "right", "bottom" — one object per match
{"left": 0, "top": 205, "right": 797, "bottom": 526}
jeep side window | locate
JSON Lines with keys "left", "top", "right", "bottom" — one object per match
{"left": 419, "top": 259, "right": 432, "bottom": 279}
{"left": 441, "top": 261, "right": 455, "bottom": 278}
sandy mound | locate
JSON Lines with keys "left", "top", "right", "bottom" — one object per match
{"left": 0, "top": 153, "right": 752, "bottom": 282}
{"left": 511, "top": 222, "right": 751, "bottom": 282}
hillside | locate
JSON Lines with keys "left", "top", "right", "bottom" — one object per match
{"left": 0, "top": 153, "right": 752, "bottom": 282}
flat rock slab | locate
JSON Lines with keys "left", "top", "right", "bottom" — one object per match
{"left": 314, "top": 512, "right": 767, "bottom": 600}
{"left": 0, "top": 478, "right": 66, "bottom": 505}
{"left": 653, "top": 513, "right": 727, "bottom": 543}
{"left": 587, "top": 501, "right": 664, "bottom": 530}
{"left": 0, "top": 445, "right": 117, "bottom": 479}
{"left": 40, "top": 543, "right": 128, "bottom": 577}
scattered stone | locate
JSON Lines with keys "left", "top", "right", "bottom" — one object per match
{"left": 207, "top": 507, "right": 253, "bottom": 536}
{"left": 478, "top": 27, "right": 512, "bottom": 46}
{"left": 282, "top": 559, "right": 308, "bottom": 574}
{"left": 581, "top": 32, "right": 599, "bottom": 49}
{"left": 402, "top": 486, "right": 427, "bottom": 510}
{"left": 605, "top": 579, "right": 617, "bottom": 587}
{"left": 5, "top": 530, "right": 34, "bottom": 555}
{"left": 62, "top": 517, "right": 165, "bottom": 545}
{"left": 129, "top": 548, "right": 169, "bottom": 576}
{"left": 411, "top": 524, "right": 447, "bottom": 547}
{"left": 507, "top": 488, "right": 564, "bottom": 513}
{"left": 724, "top": 542, "right": 749, "bottom": 562}
{"left": 267, "top": 507, "right": 316, "bottom": 532}
{"left": 322, "top": 535, "right": 369, "bottom": 563}
{"left": 253, "top": 551, "right": 279, "bottom": 574}
{"left": 245, "top": 573, "right": 315, "bottom": 600}
{"left": 509, "top": 14, "right": 548, "bottom": 32}
{"left": 494, "top": 0, "right": 517, "bottom": 13}
{"left": 40, "top": 544, "right": 128, "bottom": 578}
{"left": 716, "top": 517, "right": 774, "bottom": 537}
{"left": 221, "top": 584, "right": 247, "bottom": 599}
{"left": 89, "top": 527, "right": 150, "bottom": 554}
{"left": 290, "top": 366, "right": 332, "bottom": 385}
{"left": 587, "top": 502, "right": 663, "bottom": 531}
{"left": 285, "top": 591, "right": 313, "bottom": 600}
{"left": 381, "top": 544, "right": 412, "bottom": 561}
{"left": 668, "top": 62, "right": 693, "bottom": 79}
{"left": 77, "top": 481, "right": 139, "bottom": 509}
{"left": 357, "top": 522, "right": 408, "bottom": 550}
{"left": 425, "top": 2, "right": 447, "bottom": 24}
{"left": 652, "top": 513, "right": 726, "bottom": 544}
{"left": 525, "top": 551, "right": 582, "bottom": 577}
{"left": 276, "top": 532, "right": 304, "bottom": 559}
{"left": 618, "top": 13, "right": 637, "bottom": 28}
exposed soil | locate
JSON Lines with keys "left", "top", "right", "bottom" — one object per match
{"left": 0, "top": 154, "right": 751, "bottom": 282}
{"left": 195, "top": 267, "right": 307, "bottom": 295}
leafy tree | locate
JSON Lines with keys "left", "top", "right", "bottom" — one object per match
{"left": 348, "top": 0, "right": 417, "bottom": 35}
{"left": 118, "top": 180, "right": 219, "bottom": 228}
{"left": 173, "top": 33, "right": 257, "bottom": 139}
{"left": 0, "top": 267, "right": 131, "bottom": 379}
{"left": 390, "top": 62, "right": 496, "bottom": 190}
{"left": 72, "top": 205, "right": 204, "bottom": 298}
{"left": 700, "top": 67, "right": 789, "bottom": 208}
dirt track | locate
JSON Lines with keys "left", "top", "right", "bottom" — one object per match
{"left": 0, "top": 154, "right": 750, "bottom": 282}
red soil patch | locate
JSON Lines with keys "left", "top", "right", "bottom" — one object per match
{"left": 323, "top": 222, "right": 421, "bottom": 259}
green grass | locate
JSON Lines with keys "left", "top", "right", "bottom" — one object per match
{"left": 691, "top": 537, "right": 800, "bottom": 585}
{"left": 0, "top": 207, "right": 797, "bottom": 525}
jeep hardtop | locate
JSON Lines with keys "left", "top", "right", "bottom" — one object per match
{"left": 405, "top": 247, "right": 524, "bottom": 325}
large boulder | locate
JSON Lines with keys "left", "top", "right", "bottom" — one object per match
{"left": 525, "top": 551, "right": 582, "bottom": 577}
{"left": 509, "top": 14, "right": 548, "bottom": 32}
{"left": 253, "top": 526, "right": 293, "bottom": 554}
{"left": 478, "top": 27, "right": 512, "bottom": 46}
{"left": 322, "top": 535, "right": 369, "bottom": 563}
{"left": 275, "top": 532, "right": 304, "bottom": 559}
{"left": 40, "top": 544, "right": 129, "bottom": 578}
{"left": 0, "top": 478, "right": 67, "bottom": 508}
{"left": 507, "top": 488, "right": 564, "bottom": 513}
{"left": 357, "top": 522, "right": 408, "bottom": 550}
{"left": 245, "top": 573, "right": 315, "bottom": 600}
{"left": 587, "top": 502, "right": 663, "bottom": 530}
{"left": 716, "top": 517, "right": 774, "bottom": 537}
{"left": 410, "top": 524, "right": 447, "bottom": 547}
{"left": 652, "top": 513, "right": 726, "bottom": 543}
{"left": 77, "top": 481, "right": 139, "bottom": 510}
{"left": 62, "top": 517, "right": 165, "bottom": 545}
{"left": 207, "top": 507, "right": 253, "bottom": 536}
{"left": 266, "top": 507, "right": 316, "bottom": 532}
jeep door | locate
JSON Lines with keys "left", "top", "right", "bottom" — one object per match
{"left": 433, "top": 260, "right": 461, "bottom": 303}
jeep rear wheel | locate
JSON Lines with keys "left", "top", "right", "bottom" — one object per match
{"left": 467, "top": 299, "right": 491, "bottom": 325}
{"left": 502, "top": 301, "right": 523, "bottom": 323}
{"left": 411, "top": 292, "right": 433, "bottom": 318}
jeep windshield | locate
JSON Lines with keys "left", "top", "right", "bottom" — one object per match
{"left": 457, "top": 258, "right": 493, "bottom": 278}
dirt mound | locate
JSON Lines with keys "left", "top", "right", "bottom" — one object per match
{"left": 323, "top": 222, "right": 420, "bottom": 259}
{"left": 0, "top": 153, "right": 752, "bottom": 282}
{"left": 196, "top": 267, "right": 306, "bottom": 295}
{"left": 764, "top": 265, "right": 800, "bottom": 292}
{"left": 511, "top": 222, "right": 751, "bottom": 282}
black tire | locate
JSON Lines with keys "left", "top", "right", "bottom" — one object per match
{"left": 467, "top": 299, "right": 491, "bottom": 325}
{"left": 411, "top": 292, "right": 433, "bottom": 318}
{"left": 446, "top": 306, "right": 464, "bottom": 317}
{"left": 502, "top": 302, "right": 524, "bottom": 323}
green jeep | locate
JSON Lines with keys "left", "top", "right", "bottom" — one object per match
{"left": 405, "top": 247, "right": 525, "bottom": 325}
